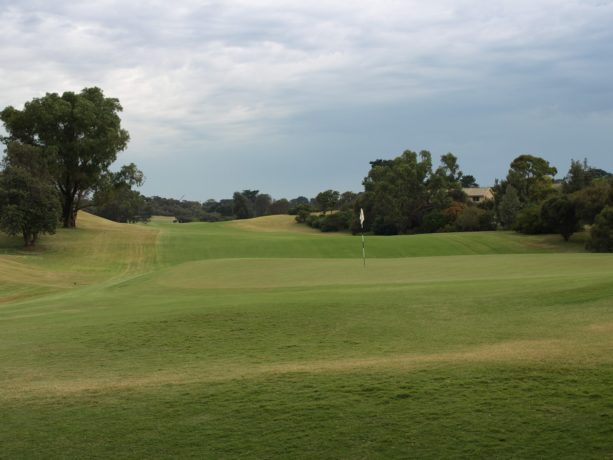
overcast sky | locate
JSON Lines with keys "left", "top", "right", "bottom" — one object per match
{"left": 1, "top": 0, "right": 612, "bottom": 200}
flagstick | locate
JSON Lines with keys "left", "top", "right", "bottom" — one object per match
{"left": 360, "top": 207, "right": 366, "bottom": 268}
{"left": 361, "top": 230, "right": 366, "bottom": 268}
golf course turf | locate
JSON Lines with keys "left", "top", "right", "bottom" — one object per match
{"left": 1, "top": 213, "right": 612, "bottom": 458}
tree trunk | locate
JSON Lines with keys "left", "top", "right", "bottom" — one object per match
{"left": 62, "top": 193, "right": 76, "bottom": 228}
{"left": 22, "top": 230, "right": 36, "bottom": 247}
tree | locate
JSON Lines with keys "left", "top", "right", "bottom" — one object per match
{"left": 454, "top": 206, "right": 492, "bottom": 232}
{"left": 241, "top": 189, "right": 259, "bottom": 205}
{"left": 460, "top": 175, "right": 479, "bottom": 188}
{"left": 233, "top": 191, "right": 253, "bottom": 219}
{"left": 571, "top": 180, "right": 610, "bottom": 224}
{"left": 91, "top": 164, "right": 149, "bottom": 223}
{"left": 0, "top": 143, "right": 61, "bottom": 246}
{"left": 498, "top": 185, "right": 521, "bottom": 229}
{"left": 513, "top": 203, "right": 551, "bottom": 235}
{"left": 254, "top": 193, "right": 272, "bottom": 216}
{"left": 563, "top": 158, "right": 611, "bottom": 194}
{"left": 587, "top": 207, "right": 613, "bottom": 252}
{"left": 315, "top": 189, "right": 340, "bottom": 214}
{"left": 362, "top": 151, "right": 433, "bottom": 234}
{"left": 438, "top": 153, "right": 463, "bottom": 184}
{"left": 1, "top": 87, "right": 130, "bottom": 228}
{"left": 269, "top": 198, "right": 290, "bottom": 215}
{"left": 540, "top": 196, "right": 579, "bottom": 241}
{"left": 338, "top": 191, "right": 358, "bottom": 210}
{"left": 563, "top": 158, "right": 590, "bottom": 194}
{"left": 506, "top": 154, "right": 557, "bottom": 204}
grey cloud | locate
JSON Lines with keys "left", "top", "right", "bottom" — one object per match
{"left": 1, "top": 0, "right": 612, "bottom": 199}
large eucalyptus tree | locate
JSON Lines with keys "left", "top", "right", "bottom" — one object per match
{"left": 1, "top": 87, "right": 130, "bottom": 227}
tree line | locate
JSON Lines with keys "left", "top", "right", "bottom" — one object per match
{"left": 2, "top": 87, "right": 612, "bottom": 252}
{"left": 142, "top": 193, "right": 313, "bottom": 223}
{"left": 493, "top": 155, "right": 613, "bottom": 250}
{"left": 299, "top": 149, "right": 613, "bottom": 252}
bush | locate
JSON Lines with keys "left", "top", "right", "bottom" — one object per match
{"left": 587, "top": 206, "right": 613, "bottom": 252}
{"left": 454, "top": 206, "right": 494, "bottom": 231}
{"left": 419, "top": 210, "right": 450, "bottom": 233}
{"left": 319, "top": 210, "right": 353, "bottom": 232}
{"left": 305, "top": 214, "right": 321, "bottom": 228}
{"left": 540, "top": 195, "right": 580, "bottom": 241}
{"left": 294, "top": 207, "right": 311, "bottom": 223}
{"left": 372, "top": 215, "right": 398, "bottom": 235}
{"left": 513, "top": 204, "right": 551, "bottom": 234}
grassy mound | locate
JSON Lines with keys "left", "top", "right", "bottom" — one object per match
{"left": 1, "top": 214, "right": 612, "bottom": 458}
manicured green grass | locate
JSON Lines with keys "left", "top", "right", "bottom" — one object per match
{"left": 1, "top": 214, "right": 612, "bottom": 458}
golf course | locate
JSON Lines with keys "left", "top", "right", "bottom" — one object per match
{"left": 1, "top": 213, "right": 612, "bottom": 458}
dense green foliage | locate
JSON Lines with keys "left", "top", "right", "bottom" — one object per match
{"left": 0, "top": 214, "right": 611, "bottom": 458}
{"left": 588, "top": 206, "right": 613, "bottom": 252}
{"left": 89, "top": 163, "right": 150, "bottom": 223}
{"left": 0, "top": 143, "right": 60, "bottom": 245}
{"left": 0, "top": 87, "right": 131, "bottom": 227}
{"left": 355, "top": 150, "right": 492, "bottom": 235}
{"left": 490, "top": 155, "right": 612, "bottom": 249}
{"left": 541, "top": 195, "right": 579, "bottom": 241}
{"left": 493, "top": 155, "right": 558, "bottom": 229}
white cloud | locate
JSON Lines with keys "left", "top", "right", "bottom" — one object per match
{"left": 1, "top": 0, "right": 613, "bottom": 197}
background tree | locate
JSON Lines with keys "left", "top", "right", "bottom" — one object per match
{"left": 571, "top": 180, "right": 610, "bottom": 225}
{"left": 269, "top": 198, "right": 290, "bottom": 215}
{"left": 233, "top": 191, "right": 253, "bottom": 219}
{"left": 498, "top": 185, "right": 521, "bottom": 229}
{"left": 254, "top": 193, "right": 272, "bottom": 217}
{"left": 91, "top": 163, "right": 150, "bottom": 223}
{"left": 453, "top": 206, "right": 493, "bottom": 232}
{"left": 460, "top": 175, "right": 479, "bottom": 188}
{"left": 587, "top": 206, "right": 613, "bottom": 252}
{"left": 315, "top": 189, "right": 340, "bottom": 214}
{"left": 563, "top": 158, "right": 611, "bottom": 194}
{"left": 513, "top": 203, "right": 551, "bottom": 235}
{"left": 493, "top": 154, "right": 557, "bottom": 229}
{"left": 0, "top": 87, "right": 130, "bottom": 228}
{"left": 563, "top": 158, "right": 590, "bottom": 194}
{"left": 338, "top": 191, "right": 358, "bottom": 210}
{"left": 540, "top": 196, "right": 579, "bottom": 241}
{"left": 0, "top": 143, "right": 61, "bottom": 246}
{"left": 437, "top": 153, "right": 463, "bottom": 184}
{"left": 505, "top": 154, "right": 557, "bottom": 204}
{"left": 362, "top": 151, "right": 433, "bottom": 234}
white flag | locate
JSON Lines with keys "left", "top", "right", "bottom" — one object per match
{"left": 359, "top": 208, "right": 365, "bottom": 227}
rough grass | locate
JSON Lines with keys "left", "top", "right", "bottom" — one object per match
{"left": 1, "top": 214, "right": 612, "bottom": 459}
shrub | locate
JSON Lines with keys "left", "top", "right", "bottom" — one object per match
{"left": 454, "top": 206, "right": 493, "bottom": 231}
{"left": 540, "top": 195, "right": 580, "bottom": 241}
{"left": 319, "top": 210, "right": 353, "bottom": 232}
{"left": 419, "top": 210, "right": 450, "bottom": 233}
{"left": 513, "top": 204, "right": 551, "bottom": 234}
{"left": 294, "top": 207, "right": 311, "bottom": 223}
{"left": 587, "top": 206, "right": 613, "bottom": 252}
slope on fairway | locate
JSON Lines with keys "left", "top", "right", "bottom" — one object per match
{"left": 0, "top": 213, "right": 158, "bottom": 305}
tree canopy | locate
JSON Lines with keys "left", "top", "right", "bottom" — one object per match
{"left": 1, "top": 87, "right": 130, "bottom": 227}
{"left": 0, "top": 142, "right": 60, "bottom": 246}
{"left": 357, "top": 150, "right": 479, "bottom": 235}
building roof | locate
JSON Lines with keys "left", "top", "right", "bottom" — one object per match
{"left": 462, "top": 187, "right": 492, "bottom": 196}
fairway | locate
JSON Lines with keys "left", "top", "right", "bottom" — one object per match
{"left": 1, "top": 214, "right": 612, "bottom": 458}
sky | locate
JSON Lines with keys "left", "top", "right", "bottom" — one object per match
{"left": 1, "top": 0, "right": 612, "bottom": 201}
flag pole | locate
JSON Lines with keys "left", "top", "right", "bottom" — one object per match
{"left": 360, "top": 208, "right": 366, "bottom": 268}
